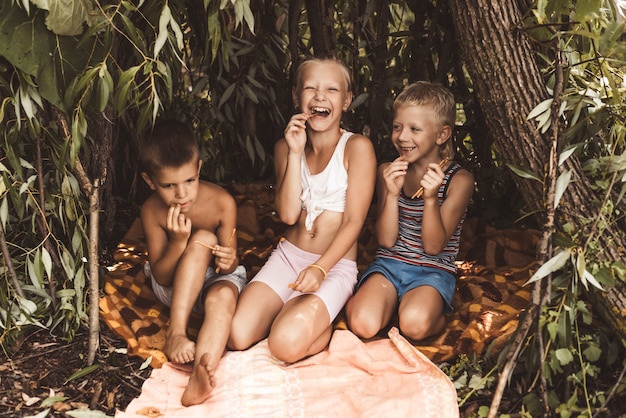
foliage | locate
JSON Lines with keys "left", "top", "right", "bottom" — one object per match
{"left": 1, "top": 0, "right": 626, "bottom": 415}
{"left": 488, "top": 0, "right": 626, "bottom": 415}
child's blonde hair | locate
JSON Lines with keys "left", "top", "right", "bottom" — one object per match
{"left": 294, "top": 57, "right": 352, "bottom": 94}
{"left": 394, "top": 82, "right": 456, "bottom": 160}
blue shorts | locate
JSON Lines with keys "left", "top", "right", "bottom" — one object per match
{"left": 144, "top": 262, "right": 247, "bottom": 313}
{"left": 358, "top": 257, "right": 456, "bottom": 312}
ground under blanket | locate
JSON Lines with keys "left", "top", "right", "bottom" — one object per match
{"left": 101, "top": 182, "right": 540, "bottom": 415}
{"left": 116, "top": 328, "right": 458, "bottom": 418}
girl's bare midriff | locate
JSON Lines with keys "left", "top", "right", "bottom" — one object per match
{"left": 284, "top": 209, "right": 358, "bottom": 260}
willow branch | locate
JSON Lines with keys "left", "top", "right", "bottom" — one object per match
{"left": 0, "top": 221, "right": 25, "bottom": 299}
{"left": 489, "top": 31, "right": 564, "bottom": 418}
{"left": 35, "top": 135, "right": 58, "bottom": 308}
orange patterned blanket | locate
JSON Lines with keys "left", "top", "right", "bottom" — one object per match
{"left": 100, "top": 182, "right": 539, "bottom": 415}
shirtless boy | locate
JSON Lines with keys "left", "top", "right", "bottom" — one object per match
{"left": 139, "top": 119, "right": 247, "bottom": 406}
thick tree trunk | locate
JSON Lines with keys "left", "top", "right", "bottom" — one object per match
{"left": 303, "top": 0, "right": 336, "bottom": 56}
{"left": 448, "top": 0, "right": 626, "bottom": 339}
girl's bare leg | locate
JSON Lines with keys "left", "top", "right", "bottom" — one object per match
{"left": 228, "top": 281, "right": 284, "bottom": 350}
{"left": 267, "top": 294, "right": 332, "bottom": 364}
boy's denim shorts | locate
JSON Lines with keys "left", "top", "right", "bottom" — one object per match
{"left": 359, "top": 256, "right": 456, "bottom": 312}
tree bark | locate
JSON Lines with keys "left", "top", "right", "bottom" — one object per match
{"left": 448, "top": 0, "right": 626, "bottom": 338}
{"left": 304, "top": 0, "right": 336, "bottom": 57}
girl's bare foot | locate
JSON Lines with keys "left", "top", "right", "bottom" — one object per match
{"left": 165, "top": 334, "right": 196, "bottom": 364}
{"left": 181, "top": 353, "right": 216, "bottom": 406}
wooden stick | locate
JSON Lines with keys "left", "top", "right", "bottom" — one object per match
{"left": 410, "top": 159, "right": 449, "bottom": 199}
{"left": 194, "top": 240, "right": 216, "bottom": 251}
{"left": 215, "top": 228, "right": 237, "bottom": 273}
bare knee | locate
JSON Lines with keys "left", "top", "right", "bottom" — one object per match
{"left": 227, "top": 315, "right": 257, "bottom": 351}
{"left": 398, "top": 308, "right": 443, "bottom": 341}
{"left": 268, "top": 330, "right": 306, "bottom": 363}
{"left": 346, "top": 302, "right": 383, "bottom": 340}
{"left": 189, "top": 230, "right": 218, "bottom": 252}
{"left": 203, "top": 283, "right": 237, "bottom": 317}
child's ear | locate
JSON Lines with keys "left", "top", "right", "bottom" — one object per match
{"left": 197, "top": 160, "right": 203, "bottom": 173}
{"left": 343, "top": 91, "right": 353, "bottom": 111}
{"left": 141, "top": 172, "right": 156, "bottom": 190}
{"left": 436, "top": 125, "right": 452, "bottom": 145}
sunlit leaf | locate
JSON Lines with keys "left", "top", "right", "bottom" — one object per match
{"left": 154, "top": 5, "right": 171, "bottom": 58}
{"left": 558, "top": 146, "right": 577, "bottom": 166}
{"left": 506, "top": 164, "right": 542, "bottom": 182}
{"left": 582, "top": 269, "right": 604, "bottom": 291}
{"left": 554, "top": 170, "right": 572, "bottom": 209}
{"left": 527, "top": 98, "right": 553, "bottom": 120}
{"left": 41, "top": 396, "right": 69, "bottom": 407}
{"left": 555, "top": 348, "right": 574, "bottom": 365}
{"left": 525, "top": 249, "right": 572, "bottom": 285}
{"left": 140, "top": 356, "right": 152, "bottom": 370}
{"left": 65, "top": 364, "right": 100, "bottom": 384}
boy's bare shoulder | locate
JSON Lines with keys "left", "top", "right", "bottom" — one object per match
{"left": 197, "top": 180, "right": 236, "bottom": 208}
{"left": 139, "top": 193, "right": 164, "bottom": 220}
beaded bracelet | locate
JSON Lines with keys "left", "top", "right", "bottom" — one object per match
{"left": 308, "top": 264, "right": 328, "bottom": 280}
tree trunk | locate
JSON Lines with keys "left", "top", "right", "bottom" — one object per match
{"left": 303, "top": 0, "right": 336, "bottom": 57}
{"left": 447, "top": 0, "right": 626, "bottom": 339}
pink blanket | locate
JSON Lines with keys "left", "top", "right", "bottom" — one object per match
{"left": 117, "top": 328, "right": 458, "bottom": 417}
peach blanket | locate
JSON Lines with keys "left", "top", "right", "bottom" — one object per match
{"left": 116, "top": 328, "right": 458, "bottom": 418}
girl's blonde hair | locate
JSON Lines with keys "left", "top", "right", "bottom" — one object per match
{"left": 394, "top": 81, "right": 457, "bottom": 160}
{"left": 294, "top": 57, "right": 352, "bottom": 94}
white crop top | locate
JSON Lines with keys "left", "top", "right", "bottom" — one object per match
{"left": 300, "top": 131, "right": 352, "bottom": 231}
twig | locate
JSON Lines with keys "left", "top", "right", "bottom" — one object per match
{"left": 194, "top": 241, "right": 216, "bottom": 250}
{"left": 0, "top": 221, "right": 25, "bottom": 299}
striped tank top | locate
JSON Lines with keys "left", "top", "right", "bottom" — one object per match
{"left": 375, "top": 162, "right": 466, "bottom": 274}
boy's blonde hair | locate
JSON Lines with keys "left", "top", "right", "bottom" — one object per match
{"left": 294, "top": 57, "right": 352, "bottom": 94}
{"left": 394, "top": 82, "right": 456, "bottom": 160}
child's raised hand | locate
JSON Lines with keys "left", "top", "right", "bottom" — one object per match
{"left": 166, "top": 203, "right": 192, "bottom": 243}
{"left": 283, "top": 113, "right": 309, "bottom": 154}
{"left": 382, "top": 157, "right": 409, "bottom": 196}
{"left": 213, "top": 244, "right": 237, "bottom": 273}
{"left": 420, "top": 161, "right": 445, "bottom": 199}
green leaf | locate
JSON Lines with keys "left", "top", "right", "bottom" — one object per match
{"left": 140, "top": 355, "right": 152, "bottom": 370}
{"left": 66, "top": 409, "right": 113, "bottom": 418}
{"left": 554, "top": 169, "right": 572, "bottom": 209}
{"left": 582, "top": 269, "right": 604, "bottom": 291}
{"left": 525, "top": 249, "right": 572, "bottom": 286}
{"left": 575, "top": 0, "right": 602, "bottom": 21}
{"left": 154, "top": 5, "right": 171, "bottom": 58}
{"left": 41, "top": 396, "right": 69, "bottom": 407}
{"left": 0, "top": 198, "right": 7, "bottom": 229}
{"left": 583, "top": 343, "right": 602, "bottom": 362}
{"left": 219, "top": 83, "right": 237, "bottom": 108}
{"left": 65, "top": 364, "right": 100, "bottom": 384}
{"left": 506, "top": 164, "right": 542, "bottom": 182}
{"left": 554, "top": 348, "right": 574, "bottom": 365}
{"left": 527, "top": 98, "right": 553, "bottom": 120}
{"left": 558, "top": 146, "right": 577, "bottom": 166}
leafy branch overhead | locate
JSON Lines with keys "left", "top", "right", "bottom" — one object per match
{"left": 0, "top": 0, "right": 625, "bottom": 416}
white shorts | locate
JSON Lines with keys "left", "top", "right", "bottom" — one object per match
{"left": 144, "top": 262, "right": 247, "bottom": 313}
{"left": 250, "top": 239, "right": 358, "bottom": 323}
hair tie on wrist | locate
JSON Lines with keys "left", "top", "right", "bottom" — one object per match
{"left": 308, "top": 264, "right": 327, "bottom": 280}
